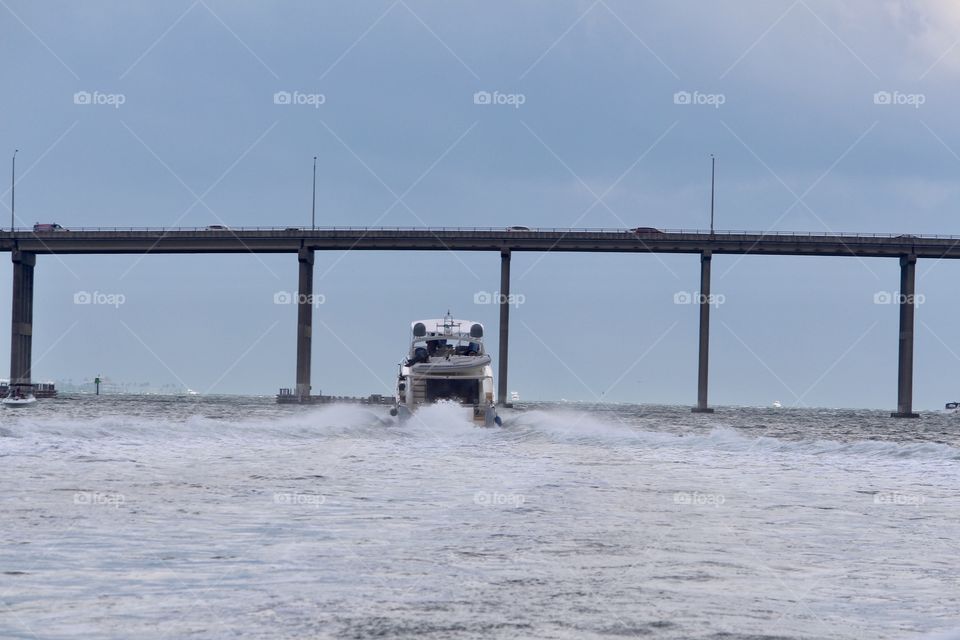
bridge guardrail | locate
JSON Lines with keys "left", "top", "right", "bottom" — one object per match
{"left": 7, "top": 226, "right": 960, "bottom": 240}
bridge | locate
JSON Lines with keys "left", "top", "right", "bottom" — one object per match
{"left": 4, "top": 226, "right": 949, "bottom": 417}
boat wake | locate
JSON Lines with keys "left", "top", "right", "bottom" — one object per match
{"left": 4, "top": 403, "right": 959, "bottom": 463}
{"left": 3, "top": 397, "right": 958, "bottom": 639}
{"left": 505, "top": 409, "right": 960, "bottom": 462}
{"left": 394, "top": 400, "right": 481, "bottom": 432}
{"left": 0, "top": 404, "right": 394, "bottom": 443}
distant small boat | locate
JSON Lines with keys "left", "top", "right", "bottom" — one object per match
{"left": 945, "top": 401, "right": 959, "bottom": 413}
{"left": 187, "top": 388, "right": 199, "bottom": 396}
{"left": 510, "top": 391, "right": 520, "bottom": 403}
{"left": 2, "top": 394, "right": 36, "bottom": 408}
{"left": 772, "top": 400, "right": 782, "bottom": 408}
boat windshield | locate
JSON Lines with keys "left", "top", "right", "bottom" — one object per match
{"left": 411, "top": 337, "right": 483, "bottom": 358}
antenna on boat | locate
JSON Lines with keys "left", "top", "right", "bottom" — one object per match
{"left": 709, "top": 154, "right": 716, "bottom": 235}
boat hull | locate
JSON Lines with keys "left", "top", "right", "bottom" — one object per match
{"left": 394, "top": 400, "right": 500, "bottom": 427}
{"left": 2, "top": 397, "right": 36, "bottom": 408}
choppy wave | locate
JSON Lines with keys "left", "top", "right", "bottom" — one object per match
{"left": 917, "top": 629, "right": 960, "bottom": 640}
{"left": 507, "top": 409, "right": 960, "bottom": 462}
{"left": 3, "top": 403, "right": 959, "bottom": 463}
{"left": 3, "top": 396, "right": 958, "bottom": 639}
{"left": 0, "top": 404, "right": 393, "bottom": 442}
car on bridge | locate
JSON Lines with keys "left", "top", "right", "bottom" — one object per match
{"left": 631, "top": 226, "right": 663, "bottom": 236}
{"left": 507, "top": 225, "right": 531, "bottom": 231}
{"left": 206, "top": 224, "right": 230, "bottom": 231}
{"left": 33, "top": 223, "right": 66, "bottom": 232}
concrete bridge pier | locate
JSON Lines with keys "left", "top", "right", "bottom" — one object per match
{"left": 692, "top": 251, "right": 714, "bottom": 413}
{"left": 892, "top": 254, "right": 920, "bottom": 418}
{"left": 10, "top": 250, "right": 35, "bottom": 395}
{"left": 498, "top": 249, "right": 511, "bottom": 407}
{"left": 295, "top": 248, "right": 314, "bottom": 401}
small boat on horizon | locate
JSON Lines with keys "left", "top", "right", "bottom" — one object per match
{"left": 2, "top": 390, "right": 36, "bottom": 408}
{"left": 391, "top": 312, "right": 501, "bottom": 427}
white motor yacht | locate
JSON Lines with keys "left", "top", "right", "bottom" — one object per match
{"left": 392, "top": 312, "right": 500, "bottom": 427}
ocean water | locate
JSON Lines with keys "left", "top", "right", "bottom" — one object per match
{"left": 1, "top": 396, "right": 958, "bottom": 639}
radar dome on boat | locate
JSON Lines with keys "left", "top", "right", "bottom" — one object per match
{"left": 413, "top": 322, "right": 427, "bottom": 337}
{"left": 470, "top": 323, "right": 483, "bottom": 338}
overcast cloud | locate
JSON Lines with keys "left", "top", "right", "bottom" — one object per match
{"left": 2, "top": 1, "right": 960, "bottom": 408}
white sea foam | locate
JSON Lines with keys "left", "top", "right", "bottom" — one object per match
{"left": 7, "top": 404, "right": 958, "bottom": 463}
{"left": 507, "top": 409, "right": 960, "bottom": 461}
{"left": 3, "top": 400, "right": 957, "bottom": 638}
{"left": 0, "top": 399, "right": 960, "bottom": 640}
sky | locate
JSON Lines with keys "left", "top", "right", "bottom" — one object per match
{"left": 2, "top": 0, "right": 960, "bottom": 409}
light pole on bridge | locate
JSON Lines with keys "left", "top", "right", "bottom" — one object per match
{"left": 11, "top": 149, "right": 17, "bottom": 232}
{"left": 709, "top": 154, "right": 715, "bottom": 235}
{"left": 311, "top": 156, "right": 317, "bottom": 231}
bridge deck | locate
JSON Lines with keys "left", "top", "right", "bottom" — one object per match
{"left": 0, "top": 226, "right": 931, "bottom": 416}
{"left": 0, "top": 227, "right": 955, "bottom": 257}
